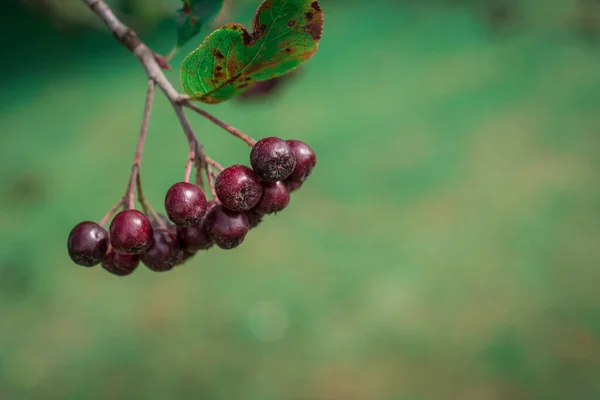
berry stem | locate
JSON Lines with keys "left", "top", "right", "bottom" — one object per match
{"left": 194, "top": 150, "right": 206, "bottom": 189}
{"left": 125, "top": 79, "right": 156, "bottom": 209}
{"left": 99, "top": 199, "right": 124, "bottom": 227}
{"left": 171, "top": 102, "right": 225, "bottom": 180}
{"left": 206, "top": 167, "right": 218, "bottom": 202}
{"left": 136, "top": 172, "right": 168, "bottom": 230}
{"left": 204, "top": 155, "right": 224, "bottom": 172}
{"left": 183, "top": 101, "right": 257, "bottom": 147}
{"left": 184, "top": 146, "right": 195, "bottom": 183}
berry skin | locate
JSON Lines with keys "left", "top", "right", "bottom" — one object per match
{"left": 245, "top": 210, "right": 263, "bottom": 229}
{"left": 67, "top": 221, "right": 109, "bottom": 266}
{"left": 177, "top": 250, "right": 197, "bottom": 265}
{"left": 206, "top": 200, "right": 217, "bottom": 212}
{"left": 165, "top": 182, "right": 207, "bottom": 226}
{"left": 286, "top": 140, "right": 316, "bottom": 182}
{"left": 109, "top": 210, "right": 153, "bottom": 254}
{"left": 285, "top": 180, "right": 303, "bottom": 192}
{"left": 205, "top": 205, "right": 249, "bottom": 250}
{"left": 253, "top": 181, "right": 290, "bottom": 215}
{"left": 177, "top": 218, "right": 214, "bottom": 251}
{"left": 148, "top": 212, "right": 174, "bottom": 230}
{"left": 101, "top": 248, "right": 139, "bottom": 276}
{"left": 215, "top": 165, "right": 263, "bottom": 211}
{"left": 250, "top": 137, "right": 296, "bottom": 182}
{"left": 141, "top": 228, "right": 183, "bottom": 272}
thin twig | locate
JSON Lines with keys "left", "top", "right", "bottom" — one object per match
{"left": 184, "top": 146, "right": 195, "bottom": 183}
{"left": 99, "top": 199, "right": 124, "bottom": 226}
{"left": 136, "top": 172, "right": 168, "bottom": 230}
{"left": 82, "top": 0, "right": 184, "bottom": 102}
{"left": 206, "top": 166, "right": 218, "bottom": 202}
{"left": 82, "top": 0, "right": 232, "bottom": 194}
{"left": 195, "top": 159, "right": 205, "bottom": 189}
{"left": 204, "top": 155, "right": 224, "bottom": 172}
{"left": 125, "top": 79, "right": 155, "bottom": 209}
{"left": 170, "top": 102, "right": 205, "bottom": 183}
{"left": 183, "top": 101, "right": 257, "bottom": 147}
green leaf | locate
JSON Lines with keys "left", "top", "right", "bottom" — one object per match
{"left": 181, "top": 0, "right": 324, "bottom": 104}
{"left": 177, "top": 0, "right": 224, "bottom": 49}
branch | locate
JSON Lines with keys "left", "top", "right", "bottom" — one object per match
{"left": 82, "top": 0, "right": 184, "bottom": 102}
{"left": 82, "top": 0, "right": 231, "bottom": 192}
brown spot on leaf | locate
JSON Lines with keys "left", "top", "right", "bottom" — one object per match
{"left": 182, "top": 3, "right": 191, "bottom": 15}
{"left": 288, "top": 20, "right": 297, "bottom": 28}
{"left": 190, "top": 17, "right": 198, "bottom": 25}
{"left": 212, "top": 49, "right": 225, "bottom": 60}
{"left": 188, "top": 70, "right": 195, "bottom": 76}
{"left": 243, "top": 31, "right": 253, "bottom": 45}
{"left": 227, "top": 58, "right": 240, "bottom": 76}
{"left": 305, "top": 12, "right": 313, "bottom": 21}
{"left": 311, "top": 1, "right": 321, "bottom": 11}
{"left": 216, "top": 66, "right": 223, "bottom": 71}
{"left": 285, "top": 47, "right": 293, "bottom": 53}
{"left": 304, "top": 23, "right": 322, "bottom": 40}
{"left": 214, "top": 71, "right": 225, "bottom": 79}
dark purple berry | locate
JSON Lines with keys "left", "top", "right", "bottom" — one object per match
{"left": 148, "top": 212, "right": 174, "bottom": 230}
{"left": 177, "top": 218, "right": 214, "bottom": 251}
{"left": 165, "top": 182, "right": 207, "bottom": 226}
{"left": 67, "top": 221, "right": 109, "bottom": 266}
{"left": 286, "top": 140, "right": 316, "bottom": 182}
{"left": 176, "top": 250, "right": 197, "bottom": 266}
{"left": 285, "top": 180, "right": 303, "bottom": 192}
{"left": 250, "top": 137, "right": 296, "bottom": 182}
{"left": 141, "top": 228, "right": 183, "bottom": 272}
{"left": 205, "top": 205, "right": 249, "bottom": 250}
{"left": 215, "top": 165, "right": 263, "bottom": 211}
{"left": 206, "top": 200, "right": 217, "bottom": 212}
{"left": 252, "top": 181, "right": 290, "bottom": 215}
{"left": 109, "top": 210, "right": 153, "bottom": 254}
{"left": 101, "top": 248, "right": 139, "bottom": 276}
{"left": 245, "top": 210, "right": 263, "bottom": 229}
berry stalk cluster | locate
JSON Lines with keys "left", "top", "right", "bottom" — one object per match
{"left": 67, "top": 135, "right": 316, "bottom": 275}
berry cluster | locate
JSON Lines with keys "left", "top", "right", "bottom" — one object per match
{"left": 67, "top": 137, "right": 316, "bottom": 276}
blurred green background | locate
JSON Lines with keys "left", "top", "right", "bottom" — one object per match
{"left": 1, "top": 0, "right": 600, "bottom": 399}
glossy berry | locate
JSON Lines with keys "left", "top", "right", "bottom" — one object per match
{"left": 250, "top": 137, "right": 296, "bottom": 181}
{"left": 286, "top": 140, "right": 316, "bottom": 182}
{"left": 215, "top": 165, "right": 263, "bottom": 211}
{"left": 67, "top": 221, "right": 109, "bottom": 266}
{"left": 253, "top": 181, "right": 290, "bottom": 215}
{"left": 148, "top": 212, "right": 174, "bottom": 230}
{"left": 141, "top": 228, "right": 183, "bottom": 272}
{"left": 177, "top": 218, "right": 214, "bottom": 251}
{"left": 245, "top": 210, "right": 263, "bottom": 229}
{"left": 285, "top": 180, "right": 303, "bottom": 192}
{"left": 206, "top": 200, "right": 217, "bottom": 212}
{"left": 109, "top": 209, "right": 153, "bottom": 254}
{"left": 205, "top": 205, "right": 249, "bottom": 250}
{"left": 165, "top": 182, "right": 207, "bottom": 226}
{"left": 101, "top": 248, "right": 139, "bottom": 276}
{"left": 177, "top": 250, "right": 197, "bottom": 265}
